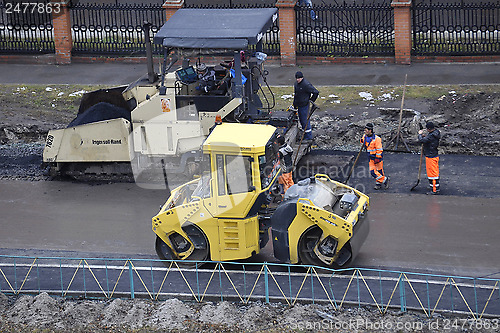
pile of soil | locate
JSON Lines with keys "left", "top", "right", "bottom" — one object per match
{"left": 1, "top": 91, "right": 500, "bottom": 156}
{"left": 312, "top": 92, "right": 500, "bottom": 156}
{"left": 0, "top": 91, "right": 498, "bottom": 181}
{"left": 430, "top": 92, "right": 500, "bottom": 155}
{"left": 2, "top": 292, "right": 497, "bottom": 333}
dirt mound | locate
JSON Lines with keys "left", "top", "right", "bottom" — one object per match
{"left": 101, "top": 298, "right": 153, "bottom": 329}
{"left": 312, "top": 106, "right": 424, "bottom": 152}
{"left": 430, "top": 92, "right": 500, "bottom": 155}
{"left": 147, "top": 298, "right": 194, "bottom": 330}
{"left": 2, "top": 293, "right": 499, "bottom": 333}
{"left": 59, "top": 300, "right": 105, "bottom": 330}
{"left": 198, "top": 301, "right": 241, "bottom": 326}
{"left": 312, "top": 92, "right": 500, "bottom": 156}
{"left": 0, "top": 124, "right": 48, "bottom": 145}
{"left": 239, "top": 302, "right": 281, "bottom": 331}
{"left": 4, "top": 293, "right": 63, "bottom": 329}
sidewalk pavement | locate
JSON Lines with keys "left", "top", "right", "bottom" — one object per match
{"left": 0, "top": 62, "right": 499, "bottom": 86}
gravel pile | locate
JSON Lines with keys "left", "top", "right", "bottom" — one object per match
{"left": 0, "top": 143, "right": 47, "bottom": 181}
{"left": 1, "top": 292, "right": 499, "bottom": 333}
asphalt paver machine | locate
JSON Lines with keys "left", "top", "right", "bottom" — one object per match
{"left": 43, "top": 8, "right": 307, "bottom": 183}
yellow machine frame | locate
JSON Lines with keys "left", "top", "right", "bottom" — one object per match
{"left": 152, "top": 123, "right": 280, "bottom": 261}
{"left": 152, "top": 124, "right": 370, "bottom": 267}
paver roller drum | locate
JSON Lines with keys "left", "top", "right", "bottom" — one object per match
{"left": 271, "top": 175, "right": 369, "bottom": 268}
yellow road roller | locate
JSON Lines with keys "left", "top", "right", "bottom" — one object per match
{"left": 152, "top": 122, "right": 369, "bottom": 268}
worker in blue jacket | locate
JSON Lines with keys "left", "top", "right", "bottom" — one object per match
{"left": 293, "top": 71, "right": 319, "bottom": 141}
{"left": 418, "top": 121, "right": 441, "bottom": 194}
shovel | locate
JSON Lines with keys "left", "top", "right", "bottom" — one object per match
{"left": 410, "top": 145, "right": 424, "bottom": 191}
{"left": 344, "top": 143, "right": 365, "bottom": 184}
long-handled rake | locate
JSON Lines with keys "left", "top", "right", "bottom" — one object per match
{"left": 410, "top": 145, "right": 424, "bottom": 191}
{"left": 344, "top": 143, "right": 365, "bottom": 184}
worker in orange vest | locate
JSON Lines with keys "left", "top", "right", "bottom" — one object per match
{"left": 360, "top": 123, "right": 389, "bottom": 190}
{"left": 418, "top": 121, "right": 441, "bottom": 195}
{"left": 277, "top": 134, "right": 294, "bottom": 195}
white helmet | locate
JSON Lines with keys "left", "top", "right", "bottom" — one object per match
{"left": 197, "top": 63, "right": 207, "bottom": 72}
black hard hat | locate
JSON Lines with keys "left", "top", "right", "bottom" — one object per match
{"left": 365, "top": 123, "right": 374, "bottom": 130}
{"left": 277, "top": 135, "right": 285, "bottom": 145}
{"left": 426, "top": 121, "right": 435, "bottom": 129}
{"left": 295, "top": 71, "right": 303, "bottom": 79}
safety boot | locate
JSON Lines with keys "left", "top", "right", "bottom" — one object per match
{"left": 383, "top": 177, "right": 390, "bottom": 189}
{"left": 426, "top": 190, "right": 440, "bottom": 195}
{"left": 374, "top": 183, "right": 382, "bottom": 190}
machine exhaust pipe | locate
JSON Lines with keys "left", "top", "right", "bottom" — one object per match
{"left": 143, "top": 22, "right": 156, "bottom": 84}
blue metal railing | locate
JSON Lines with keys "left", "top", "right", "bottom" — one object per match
{"left": 0, "top": 255, "right": 498, "bottom": 318}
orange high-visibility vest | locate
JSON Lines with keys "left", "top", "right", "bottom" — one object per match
{"left": 361, "top": 134, "right": 383, "bottom": 159}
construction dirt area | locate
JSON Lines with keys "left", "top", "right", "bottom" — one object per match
{"left": 1, "top": 85, "right": 499, "bottom": 179}
{"left": 3, "top": 292, "right": 500, "bottom": 333}
{"left": 313, "top": 90, "right": 500, "bottom": 156}
{"left": 0, "top": 84, "right": 499, "bottom": 332}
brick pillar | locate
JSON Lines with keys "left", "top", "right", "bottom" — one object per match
{"left": 163, "top": 0, "right": 184, "bottom": 21}
{"left": 392, "top": 0, "right": 412, "bottom": 65}
{"left": 52, "top": 1, "right": 72, "bottom": 65}
{"left": 276, "top": 0, "right": 296, "bottom": 66}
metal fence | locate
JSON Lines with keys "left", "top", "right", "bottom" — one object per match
{"left": 412, "top": 1, "right": 500, "bottom": 56}
{"left": 70, "top": 3, "right": 280, "bottom": 57}
{"left": 1, "top": 2, "right": 499, "bottom": 58}
{"left": 0, "top": 255, "right": 499, "bottom": 319}
{"left": 0, "top": 1, "right": 54, "bottom": 54}
{"left": 71, "top": 3, "right": 165, "bottom": 56}
{"left": 296, "top": 3, "right": 395, "bottom": 57}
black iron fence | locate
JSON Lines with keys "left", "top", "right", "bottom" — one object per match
{"left": 1, "top": 1, "right": 499, "bottom": 58}
{"left": 71, "top": 2, "right": 280, "bottom": 56}
{"left": 71, "top": 3, "right": 165, "bottom": 56}
{"left": 0, "top": 1, "right": 54, "bottom": 54}
{"left": 296, "top": 3, "right": 395, "bottom": 57}
{"left": 261, "top": 18, "right": 280, "bottom": 56}
{"left": 412, "top": 1, "right": 500, "bottom": 56}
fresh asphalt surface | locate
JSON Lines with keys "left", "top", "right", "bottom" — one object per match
{"left": 0, "top": 61, "right": 499, "bottom": 280}
{"left": 1, "top": 149, "right": 499, "bottom": 277}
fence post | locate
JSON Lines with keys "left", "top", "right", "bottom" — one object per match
{"left": 51, "top": 1, "right": 72, "bottom": 65}
{"left": 392, "top": 0, "right": 412, "bottom": 65}
{"left": 276, "top": 0, "right": 297, "bottom": 66}
{"left": 264, "top": 264, "right": 269, "bottom": 304}
{"left": 128, "top": 261, "right": 135, "bottom": 299}
{"left": 399, "top": 275, "right": 406, "bottom": 312}
{"left": 163, "top": 0, "right": 184, "bottom": 21}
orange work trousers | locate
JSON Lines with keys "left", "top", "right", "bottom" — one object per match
{"left": 425, "top": 156, "right": 440, "bottom": 192}
{"left": 369, "top": 160, "right": 386, "bottom": 184}
{"left": 278, "top": 172, "right": 294, "bottom": 194}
